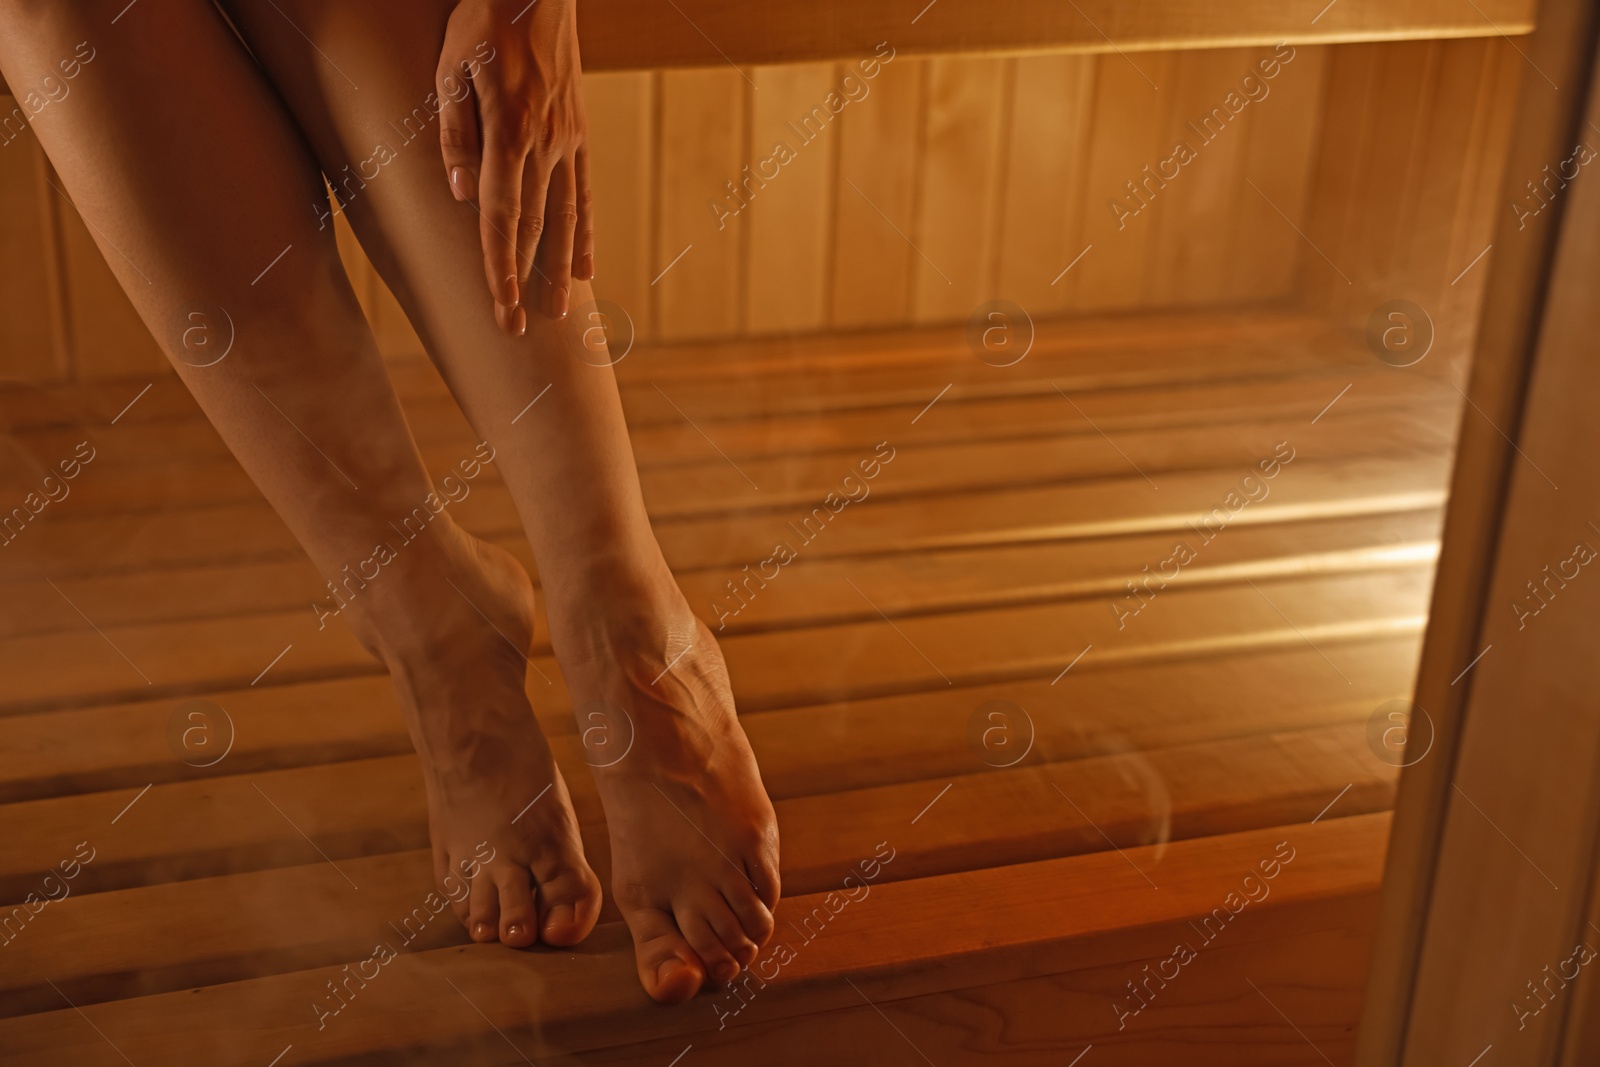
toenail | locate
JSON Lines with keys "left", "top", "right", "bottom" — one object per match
{"left": 543, "top": 903, "right": 575, "bottom": 936}
{"left": 658, "top": 958, "right": 686, "bottom": 983}
{"left": 506, "top": 923, "right": 526, "bottom": 939}
{"left": 472, "top": 922, "right": 492, "bottom": 940}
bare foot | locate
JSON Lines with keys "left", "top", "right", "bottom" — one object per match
{"left": 549, "top": 565, "right": 780, "bottom": 1003}
{"left": 357, "top": 520, "right": 603, "bottom": 948}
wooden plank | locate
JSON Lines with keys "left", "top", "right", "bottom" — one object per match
{"left": 1073, "top": 51, "right": 1175, "bottom": 311}
{"left": 0, "top": 501, "right": 1438, "bottom": 645}
{"left": 572, "top": 0, "right": 1538, "bottom": 70}
{"left": 582, "top": 69, "right": 655, "bottom": 340}
{"left": 654, "top": 67, "right": 746, "bottom": 340}
{"left": 0, "top": 724, "right": 1392, "bottom": 1016}
{"left": 0, "top": 630, "right": 1422, "bottom": 808}
{"left": 910, "top": 56, "right": 1006, "bottom": 321}
{"left": 993, "top": 54, "right": 1096, "bottom": 316}
{"left": 1144, "top": 48, "right": 1253, "bottom": 306}
{"left": 0, "top": 547, "right": 1435, "bottom": 715}
{"left": 0, "top": 814, "right": 1390, "bottom": 1064}
{"left": 11, "top": 354, "right": 1444, "bottom": 474}
{"left": 0, "top": 307, "right": 1359, "bottom": 430}
{"left": 587, "top": 924, "right": 1375, "bottom": 1065}
{"left": 24, "top": 395, "right": 1457, "bottom": 529}
{"left": 743, "top": 62, "right": 838, "bottom": 333}
{"left": 7, "top": 424, "right": 1455, "bottom": 582}
{"left": 830, "top": 56, "right": 924, "bottom": 328}
{"left": 1229, "top": 44, "right": 1328, "bottom": 300}
{"left": 0, "top": 115, "right": 58, "bottom": 382}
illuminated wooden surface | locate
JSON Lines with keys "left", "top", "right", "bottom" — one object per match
{"left": 0, "top": 310, "right": 1452, "bottom": 1061}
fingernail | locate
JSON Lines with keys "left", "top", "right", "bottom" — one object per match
{"left": 449, "top": 167, "right": 466, "bottom": 202}
{"left": 501, "top": 274, "right": 518, "bottom": 307}
{"left": 452, "top": 166, "right": 476, "bottom": 201}
{"left": 553, "top": 287, "right": 569, "bottom": 319}
{"left": 579, "top": 254, "right": 594, "bottom": 279}
{"left": 513, "top": 305, "right": 527, "bottom": 337}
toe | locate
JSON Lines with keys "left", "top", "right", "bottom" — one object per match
{"left": 695, "top": 890, "right": 760, "bottom": 970}
{"left": 620, "top": 896, "right": 706, "bottom": 1004}
{"left": 722, "top": 876, "right": 777, "bottom": 950}
{"left": 745, "top": 850, "right": 781, "bottom": 912}
{"left": 529, "top": 849, "right": 603, "bottom": 947}
{"left": 493, "top": 866, "right": 538, "bottom": 948}
{"left": 676, "top": 899, "right": 742, "bottom": 985}
{"left": 467, "top": 867, "right": 500, "bottom": 943}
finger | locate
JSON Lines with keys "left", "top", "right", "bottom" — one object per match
{"left": 478, "top": 120, "right": 530, "bottom": 323}
{"left": 436, "top": 58, "right": 481, "bottom": 203}
{"left": 532, "top": 155, "right": 578, "bottom": 319}
{"left": 574, "top": 143, "right": 595, "bottom": 280}
{"left": 514, "top": 151, "right": 556, "bottom": 296}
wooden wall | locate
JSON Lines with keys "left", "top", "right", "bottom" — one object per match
{"left": 0, "top": 46, "right": 1332, "bottom": 383}
{"left": 1297, "top": 37, "right": 1522, "bottom": 369}
{"left": 0, "top": 37, "right": 1519, "bottom": 384}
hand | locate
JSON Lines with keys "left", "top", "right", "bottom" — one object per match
{"left": 436, "top": 0, "right": 593, "bottom": 335}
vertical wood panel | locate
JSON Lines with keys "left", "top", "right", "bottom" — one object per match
{"left": 583, "top": 70, "right": 655, "bottom": 339}
{"left": 654, "top": 67, "right": 746, "bottom": 340}
{"left": 1145, "top": 48, "right": 1256, "bottom": 306}
{"left": 830, "top": 57, "right": 923, "bottom": 328}
{"left": 1404, "top": 38, "right": 1520, "bottom": 366}
{"left": 0, "top": 118, "right": 59, "bottom": 382}
{"left": 1073, "top": 52, "right": 1175, "bottom": 311}
{"left": 744, "top": 62, "right": 838, "bottom": 334}
{"left": 1298, "top": 45, "right": 1381, "bottom": 300}
{"left": 910, "top": 57, "right": 1007, "bottom": 322}
{"left": 55, "top": 180, "right": 165, "bottom": 380}
{"left": 1230, "top": 44, "right": 1328, "bottom": 301}
{"left": 0, "top": 46, "right": 1517, "bottom": 373}
{"left": 993, "top": 55, "right": 1097, "bottom": 316}
{"left": 1298, "top": 38, "right": 1521, "bottom": 374}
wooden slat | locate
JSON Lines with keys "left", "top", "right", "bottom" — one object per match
{"left": 0, "top": 630, "right": 1422, "bottom": 807}
{"left": 743, "top": 62, "right": 837, "bottom": 333}
{"left": 830, "top": 57, "right": 924, "bottom": 327}
{"left": 0, "top": 814, "right": 1390, "bottom": 1065}
{"left": 910, "top": 56, "right": 1006, "bottom": 321}
{"left": 0, "top": 722, "right": 1392, "bottom": 1016}
{"left": 2, "top": 441, "right": 1453, "bottom": 595}
{"left": 653, "top": 67, "right": 746, "bottom": 339}
{"left": 582, "top": 70, "right": 656, "bottom": 339}
{"left": 0, "top": 545, "right": 1435, "bottom": 714}
{"left": 573, "top": 0, "right": 1537, "bottom": 70}
{"left": 993, "top": 54, "right": 1096, "bottom": 316}
{"left": 1145, "top": 48, "right": 1257, "bottom": 306}
{"left": 9, "top": 352, "right": 1443, "bottom": 478}
{"left": 1229, "top": 44, "right": 1328, "bottom": 300}
{"left": 0, "top": 114, "right": 58, "bottom": 381}
{"left": 1073, "top": 51, "right": 1174, "bottom": 311}
{"left": 20, "top": 393, "right": 1456, "bottom": 530}
{"left": 0, "top": 307, "right": 1358, "bottom": 429}
{"left": 0, "top": 563, "right": 1432, "bottom": 903}
{"left": 0, "top": 502, "right": 1439, "bottom": 645}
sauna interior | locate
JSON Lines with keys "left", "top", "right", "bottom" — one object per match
{"left": 0, "top": 3, "right": 1549, "bottom": 1063}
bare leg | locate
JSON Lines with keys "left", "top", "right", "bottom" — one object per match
{"left": 0, "top": 0, "right": 601, "bottom": 947}
{"left": 214, "top": 0, "right": 781, "bottom": 1002}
